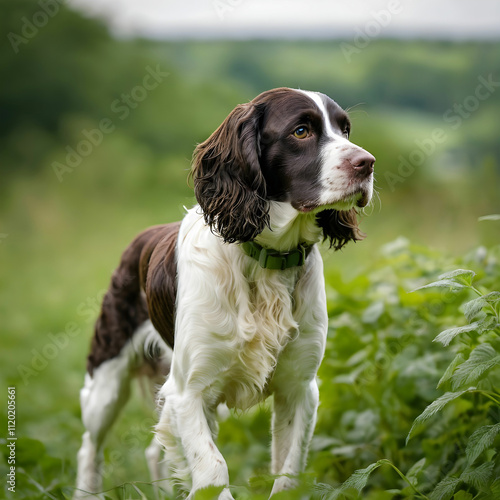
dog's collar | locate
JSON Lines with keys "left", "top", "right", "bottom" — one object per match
{"left": 240, "top": 240, "right": 313, "bottom": 270}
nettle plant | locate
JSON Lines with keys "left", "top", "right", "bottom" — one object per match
{"left": 317, "top": 219, "right": 500, "bottom": 500}
{"left": 405, "top": 268, "right": 500, "bottom": 499}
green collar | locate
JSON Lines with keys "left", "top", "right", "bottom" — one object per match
{"left": 240, "top": 240, "right": 313, "bottom": 270}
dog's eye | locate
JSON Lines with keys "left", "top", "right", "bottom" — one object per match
{"left": 343, "top": 128, "right": 350, "bottom": 139}
{"left": 293, "top": 126, "right": 309, "bottom": 139}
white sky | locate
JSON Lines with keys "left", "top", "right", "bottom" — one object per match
{"left": 68, "top": 0, "right": 500, "bottom": 39}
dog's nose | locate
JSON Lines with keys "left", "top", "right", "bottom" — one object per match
{"left": 349, "top": 151, "right": 375, "bottom": 176}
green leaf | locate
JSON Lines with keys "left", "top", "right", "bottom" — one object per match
{"left": 406, "top": 458, "right": 426, "bottom": 487}
{"left": 483, "top": 291, "right": 500, "bottom": 304}
{"left": 438, "top": 269, "right": 476, "bottom": 286}
{"left": 317, "top": 459, "right": 391, "bottom": 499}
{"left": 452, "top": 492, "right": 473, "bottom": 500}
{"left": 314, "top": 483, "right": 340, "bottom": 500}
{"left": 478, "top": 214, "right": 500, "bottom": 221}
{"left": 478, "top": 315, "right": 498, "bottom": 332}
{"left": 342, "top": 460, "right": 387, "bottom": 491}
{"left": 450, "top": 343, "right": 500, "bottom": 390}
{"left": 430, "top": 476, "right": 461, "bottom": 500}
{"left": 412, "top": 269, "right": 477, "bottom": 293}
{"left": 461, "top": 292, "right": 500, "bottom": 321}
{"left": 433, "top": 321, "right": 483, "bottom": 347}
{"left": 465, "top": 423, "right": 500, "bottom": 465}
{"left": 411, "top": 278, "right": 467, "bottom": 292}
{"left": 407, "top": 388, "right": 477, "bottom": 443}
{"left": 460, "top": 461, "right": 494, "bottom": 489}
{"left": 484, "top": 292, "right": 500, "bottom": 319}
{"left": 462, "top": 296, "right": 488, "bottom": 322}
{"left": 437, "top": 353, "right": 465, "bottom": 388}
{"left": 434, "top": 316, "right": 498, "bottom": 347}
{"left": 491, "top": 477, "right": 500, "bottom": 497}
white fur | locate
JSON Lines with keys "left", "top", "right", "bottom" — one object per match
{"left": 155, "top": 204, "right": 328, "bottom": 498}
{"left": 297, "top": 89, "right": 339, "bottom": 140}
{"left": 317, "top": 137, "right": 374, "bottom": 208}
{"left": 298, "top": 89, "right": 374, "bottom": 209}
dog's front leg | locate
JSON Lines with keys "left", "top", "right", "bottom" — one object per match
{"left": 270, "top": 379, "right": 319, "bottom": 496}
{"left": 179, "top": 394, "right": 232, "bottom": 499}
{"left": 156, "top": 386, "right": 233, "bottom": 500}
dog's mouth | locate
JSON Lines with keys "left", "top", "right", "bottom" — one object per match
{"left": 294, "top": 188, "right": 370, "bottom": 214}
{"left": 356, "top": 189, "right": 371, "bottom": 208}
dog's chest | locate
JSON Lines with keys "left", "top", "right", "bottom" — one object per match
{"left": 219, "top": 267, "right": 301, "bottom": 410}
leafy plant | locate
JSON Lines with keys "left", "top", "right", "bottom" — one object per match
{"left": 318, "top": 217, "right": 500, "bottom": 500}
{"left": 405, "top": 265, "right": 500, "bottom": 499}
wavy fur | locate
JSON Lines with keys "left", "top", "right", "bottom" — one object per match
{"left": 316, "top": 208, "right": 365, "bottom": 250}
{"left": 192, "top": 103, "right": 269, "bottom": 243}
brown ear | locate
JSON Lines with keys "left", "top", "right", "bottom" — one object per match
{"left": 316, "top": 209, "right": 365, "bottom": 250}
{"left": 191, "top": 102, "right": 268, "bottom": 243}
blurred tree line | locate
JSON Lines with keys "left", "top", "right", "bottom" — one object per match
{"left": 0, "top": 0, "right": 499, "bottom": 250}
{"left": 2, "top": 0, "right": 500, "bottom": 172}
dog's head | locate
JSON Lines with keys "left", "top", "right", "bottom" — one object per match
{"left": 192, "top": 87, "right": 375, "bottom": 249}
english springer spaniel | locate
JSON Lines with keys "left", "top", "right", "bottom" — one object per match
{"left": 75, "top": 87, "right": 375, "bottom": 499}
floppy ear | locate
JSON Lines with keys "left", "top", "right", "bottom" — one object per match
{"left": 191, "top": 102, "right": 268, "bottom": 244}
{"left": 316, "top": 208, "right": 365, "bottom": 251}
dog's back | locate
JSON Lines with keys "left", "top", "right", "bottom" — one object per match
{"left": 87, "top": 222, "right": 179, "bottom": 374}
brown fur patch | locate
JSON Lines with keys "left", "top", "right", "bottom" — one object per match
{"left": 86, "top": 223, "right": 180, "bottom": 375}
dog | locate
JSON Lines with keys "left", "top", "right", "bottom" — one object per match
{"left": 75, "top": 87, "right": 375, "bottom": 499}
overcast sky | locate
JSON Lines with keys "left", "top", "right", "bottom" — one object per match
{"left": 67, "top": 0, "right": 500, "bottom": 40}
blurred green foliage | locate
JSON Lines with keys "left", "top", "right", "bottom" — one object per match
{"left": 1, "top": 0, "right": 500, "bottom": 499}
